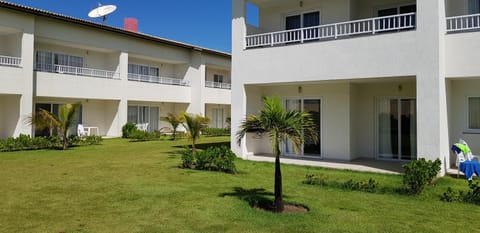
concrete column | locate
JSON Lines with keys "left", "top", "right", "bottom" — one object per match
{"left": 119, "top": 51, "right": 129, "bottom": 81}
{"left": 16, "top": 31, "right": 34, "bottom": 136}
{"left": 231, "top": 0, "right": 247, "bottom": 157}
{"left": 186, "top": 51, "right": 205, "bottom": 116}
{"left": 416, "top": 0, "right": 449, "bottom": 175}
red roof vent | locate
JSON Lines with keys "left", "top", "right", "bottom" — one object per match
{"left": 124, "top": 18, "right": 138, "bottom": 32}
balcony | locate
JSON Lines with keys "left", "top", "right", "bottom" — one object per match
{"left": 128, "top": 73, "right": 190, "bottom": 86}
{"left": 447, "top": 13, "right": 480, "bottom": 33}
{"left": 205, "top": 81, "right": 231, "bottom": 90}
{"left": 35, "top": 63, "right": 119, "bottom": 79}
{"left": 0, "top": 55, "right": 21, "bottom": 67}
{"left": 245, "top": 13, "right": 416, "bottom": 49}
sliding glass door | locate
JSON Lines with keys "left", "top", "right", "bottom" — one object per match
{"left": 284, "top": 98, "right": 321, "bottom": 157}
{"left": 377, "top": 98, "right": 417, "bottom": 160}
{"left": 127, "top": 106, "right": 159, "bottom": 132}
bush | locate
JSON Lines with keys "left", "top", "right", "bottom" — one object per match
{"left": 402, "top": 158, "right": 441, "bottom": 195}
{"left": 180, "top": 146, "right": 236, "bottom": 173}
{"left": 441, "top": 181, "right": 480, "bottom": 205}
{"left": 303, "top": 174, "right": 328, "bottom": 186}
{"left": 342, "top": 179, "right": 378, "bottom": 193}
{"left": 202, "top": 128, "right": 230, "bottom": 137}
{"left": 180, "top": 147, "right": 195, "bottom": 169}
{"left": 122, "top": 122, "right": 138, "bottom": 138}
{"left": 0, "top": 134, "right": 61, "bottom": 152}
{"left": 129, "top": 130, "right": 158, "bottom": 141}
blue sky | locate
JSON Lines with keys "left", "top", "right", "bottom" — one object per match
{"left": 6, "top": 0, "right": 233, "bottom": 53}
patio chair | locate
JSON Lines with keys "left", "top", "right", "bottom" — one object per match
{"left": 77, "top": 124, "right": 88, "bottom": 136}
{"left": 136, "top": 123, "right": 149, "bottom": 131}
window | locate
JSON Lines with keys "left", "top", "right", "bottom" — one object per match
{"left": 35, "top": 51, "right": 84, "bottom": 71}
{"left": 214, "top": 74, "right": 224, "bottom": 83}
{"left": 127, "top": 105, "right": 159, "bottom": 132}
{"left": 211, "top": 108, "right": 224, "bottom": 128}
{"left": 468, "top": 97, "right": 480, "bottom": 129}
{"left": 34, "top": 103, "right": 82, "bottom": 137}
{"left": 469, "top": 0, "right": 480, "bottom": 14}
{"left": 285, "top": 11, "right": 320, "bottom": 30}
{"left": 128, "top": 64, "right": 160, "bottom": 77}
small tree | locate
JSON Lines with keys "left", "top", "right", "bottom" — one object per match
{"left": 29, "top": 103, "right": 81, "bottom": 150}
{"left": 181, "top": 112, "right": 209, "bottom": 154}
{"left": 236, "top": 96, "right": 318, "bottom": 212}
{"left": 160, "top": 113, "right": 183, "bottom": 140}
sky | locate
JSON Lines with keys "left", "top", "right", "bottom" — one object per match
{"left": 6, "top": 0, "right": 234, "bottom": 53}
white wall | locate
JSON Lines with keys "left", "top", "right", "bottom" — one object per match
{"left": 446, "top": 32, "right": 480, "bottom": 78}
{"left": 0, "top": 95, "right": 21, "bottom": 138}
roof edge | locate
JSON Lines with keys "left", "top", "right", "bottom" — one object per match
{"left": 0, "top": 1, "right": 231, "bottom": 58}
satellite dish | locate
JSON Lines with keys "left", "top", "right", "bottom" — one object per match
{"left": 88, "top": 3, "right": 117, "bottom": 23}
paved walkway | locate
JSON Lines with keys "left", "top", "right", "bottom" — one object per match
{"left": 247, "top": 154, "right": 405, "bottom": 174}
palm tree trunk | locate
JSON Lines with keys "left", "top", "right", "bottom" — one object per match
{"left": 192, "top": 138, "right": 196, "bottom": 154}
{"left": 172, "top": 129, "right": 177, "bottom": 140}
{"left": 273, "top": 135, "right": 284, "bottom": 212}
{"left": 62, "top": 130, "right": 68, "bottom": 150}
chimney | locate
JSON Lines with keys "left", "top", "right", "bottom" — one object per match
{"left": 124, "top": 18, "right": 138, "bottom": 32}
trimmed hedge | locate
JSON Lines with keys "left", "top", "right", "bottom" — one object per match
{"left": 180, "top": 146, "right": 236, "bottom": 173}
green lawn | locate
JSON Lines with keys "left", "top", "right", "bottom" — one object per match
{"left": 0, "top": 137, "right": 478, "bottom": 233}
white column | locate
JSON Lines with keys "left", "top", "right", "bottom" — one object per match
{"left": 231, "top": 0, "right": 247, "bottom": 157}
{"left": 16, "top": 31, "right": 34, "bottom": 136}
{"left": 416, "top": 0, "right": 449, "bottom": 175}
{"left": 114, "top": 51, "right": 129, "bottom": 137}
{"left": 186, "top": 51, "right": 205, "bottom": 116}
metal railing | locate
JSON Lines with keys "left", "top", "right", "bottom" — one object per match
{"left": 35, "top": 63, "right": 119, "bottom": 79}
{"left": 447, "top": 13, "right": 480, "bottom": 32}
{"left": 128, "top": 73, "right": 190, "bottom": 86}
{"left": 205, "top": 81, "right": 231, "bottom": 89}
{"left": 245, "top": 13, "right": 416, "bottom": 48}
{"left": 0, "top": 55, "right": 21, "bottom": 67}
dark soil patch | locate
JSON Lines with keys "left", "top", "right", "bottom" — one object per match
{"left": 252, "top": 201, "right": 309, "bottom": 214}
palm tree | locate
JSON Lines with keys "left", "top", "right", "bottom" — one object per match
{"left": 236, "top": 96, "right": 318, "bottom": 212}
{"left": 180, "top": 112, "right": 210, "bottom": 153}
{"left": 30, "top": 103, "right": 81, "bottom": 150}
{"left": 160, "top": 113, "right": 183, "bottom": 140}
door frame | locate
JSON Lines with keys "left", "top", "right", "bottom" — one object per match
{"left": 282, "top": 96, "right": 323, "bottom": 159}
{"left": 374, "top": 96, "right": 416, "bottom": 161}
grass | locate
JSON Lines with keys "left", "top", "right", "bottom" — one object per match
{"left": 0, "top": 137, "right": 479, "bottom": 233}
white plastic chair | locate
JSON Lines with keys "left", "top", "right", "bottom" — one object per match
{"left": 77, "top": 124, "right": 88, "bottom": 136}
{"left": 136, "top": 123, "right": 149, "bottom": 131}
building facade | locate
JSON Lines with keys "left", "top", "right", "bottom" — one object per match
{"left": 0, "top": 2, "right": 231, "bottom": 138}
{"left": 231, "top": 0, "right": 480, "bottom": 175}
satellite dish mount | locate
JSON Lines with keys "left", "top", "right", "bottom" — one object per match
{"left": 88, "top": 3, "right": 117, "bottom": 24}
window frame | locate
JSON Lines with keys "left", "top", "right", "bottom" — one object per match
{"left": 467, "top": 96, "right": 480, "bottom": 131}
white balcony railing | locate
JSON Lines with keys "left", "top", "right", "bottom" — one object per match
{"left": 245, "top": 13, "right": 416, "bottom": 48}
{"left": 205, "top": 81, "right": 231, "bottom": 89}
{"left": 128, "top": 73, "right": 190, "bottom": 86}
{"left": 0, "top": 55, "right": 21, "bottom": 67}
{"left": 446, "top": 13, "right": 480, "bottom": 33}
{"left": 36, "top": 63, "right": 119, "bottom": 79}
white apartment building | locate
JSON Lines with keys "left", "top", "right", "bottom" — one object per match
{"left": 231, "top": 0, "right": 480, "bottom": 174}
{"left": 0, "top": 2, "right": 231, "bottom": 138}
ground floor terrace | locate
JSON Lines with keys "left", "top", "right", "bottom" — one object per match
{"left": 233, "top": 77, "right": 480, "bottom": 172}
{"left": 0, "top": 96, "right": 231, "bottom": 139}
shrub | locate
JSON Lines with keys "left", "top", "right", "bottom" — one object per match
{"left": 402, "top": 158, "right": 441, "bottom": 195}
{"left": 180, "top": 147, "right": 194, "bottom": 169}
{"left": 441, "top": 181, "right": 480, "bottom": 205}
{"left": 303, "top": 174, "right": 327, "bottom": 186}
{"left": 202, "top": 128, "right": 230, "bottom": 137}
{"left": 129, "top": 130, "right": 157, "bottom": 141}
{"left": 342, "top": 179, "right": 378, "bottom": 193}
{"left": 0, "top": 134, "right": 62, "bottom": 152}
{"left": 180, "top": 146, "right": 236, "bottom": 173}
{"left": 122, "top": 122, "right": 138, "bottom": 138}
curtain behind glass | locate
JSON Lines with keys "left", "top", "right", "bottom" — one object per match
{"left": 285, "top": 99, "right": 301, "bottom": 154}
{"left": 378, "top": 99, "right": 396, "bottom": 159}
{"left": 469, "top": 0, "right": 480, "bottom": 14}
{"left": 469, "top": 97, "right": 480, "bottom": 129}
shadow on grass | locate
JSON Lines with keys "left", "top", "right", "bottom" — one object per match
{"left": 219, "top": 187, "right": 276, "bottom": 210}
{"left": 173, "top": 141, "right": 230, "bottom": 150}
